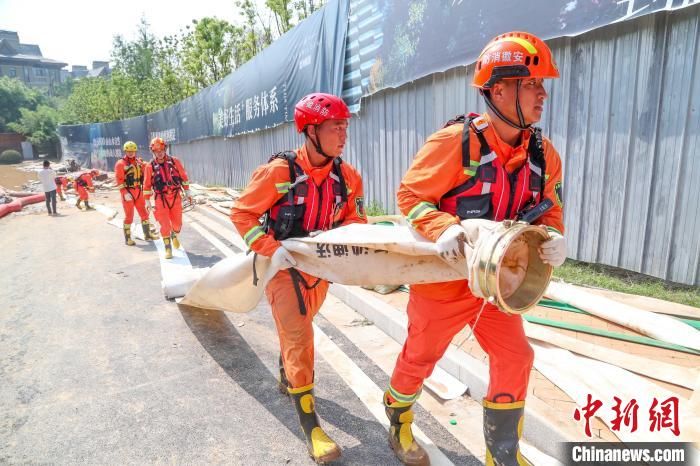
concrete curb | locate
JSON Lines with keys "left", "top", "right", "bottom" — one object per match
{"left": 330, "top": 283, "right": 585, "bottom": 461}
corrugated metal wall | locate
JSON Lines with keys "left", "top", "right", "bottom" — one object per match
{"left": 174, "top": 5, "right": 700, "bottom": 285}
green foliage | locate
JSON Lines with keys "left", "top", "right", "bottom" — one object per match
{"left": 56, "top": 1, "right": 328, "bottom": 125}
{"left": 112, "top": 17, "right": 158, "bottom": 82}
{"left": 8, "top": 105, "right": 60, "bottom": 146}
{"left": 0, "top": 149, "right": 22, "bottom": 164}
{"left": 554, "top": 260, "right": 700, "bottom": 308}
{"left": 365, "top": 200, "right": 388, "bottom": 216}
{"left": 0, "top": 77, "right": 45, "bottom": 132}
{"left": 181, "top": 18, "right": 237, "bottom": 89}
{"left": 266, "top": 0, "right": 294, "bottom": 35}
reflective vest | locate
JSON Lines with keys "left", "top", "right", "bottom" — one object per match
{"left": 151, "top": 157, "right": 183, "bottom": 197}
{"left": 265, "top": 151, "right": 348, "bottom": 240}
{"left": 438, "top": 114, "right": 546, "bottom": 221}
{"left": 121, "top": 157, "right": 144, "bottom": 189}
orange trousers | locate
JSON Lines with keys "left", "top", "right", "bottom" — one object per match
{"left": 76, "top": 185, "right": 90, "bottom": 201}
{"left": 265, "top": 269, "right": 329, "bottom": 388}
{"left": 122, "top": 189, "right": 148, "bottom": 224}
{"left": 153, "top": 193, "right": 182, "bottom": 237}
{"left": 390, "top": 291, "right": 534, "bottom": 403}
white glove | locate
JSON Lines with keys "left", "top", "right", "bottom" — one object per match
{"left": 539, "top": 231, "right": 567, "bottom": 266}
{"left": 271, "top": 246, "right": 297, "bottom": 270}
{"left": 146, "top": 200, "right": 153, "bottom": 211}
{"left": 436, "top": 224, "right": 467, "bottom": 264}
{"left": 308, "top": 230, "right": 323, "bottom": 237}
{"left": 123, "top": 193, "right": 133, "bottom": 201}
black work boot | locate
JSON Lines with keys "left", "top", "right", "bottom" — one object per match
{"left": 84, "top": 201, "right": 95, "bottom": 210}
{"left": 483, "top": 399, "right": 532, "bottom": 466}
{"left": 76, "top": 199, "right": 82, "bottom": 209}
{"left": 289, "top": 384, "right": 341, "bottom": 464}
{"left": 384, "top": 391, "right": 430, "bottom": 465}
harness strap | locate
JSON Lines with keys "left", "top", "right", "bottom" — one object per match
{"left": 288, "top": 268, "right": 323, "bottom": 315}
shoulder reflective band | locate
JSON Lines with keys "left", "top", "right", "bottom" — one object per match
{"left": 275, "top": 182, "right": 291, "bottom": 194}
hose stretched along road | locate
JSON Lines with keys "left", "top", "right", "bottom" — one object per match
{"left": 0, "top": 194, "right": 46, "bottom": 219}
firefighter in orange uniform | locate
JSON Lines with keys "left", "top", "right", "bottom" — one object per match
{"left": 54, "top": 175, "right": 69, "bottom": 201}
{"left": 231, "top": 93, "right": 366, "bottom": 464}
{"left": 384, "top": 32, "right": 567, "bottom": 466}
{"left": 143, "top": 137, "right": 191, "bottom": 259}
{"left": 74, "top": 170, "right": 98, "bottom": 210}
{"left": 115, "top": 141, "right": 158, "bottom": 246}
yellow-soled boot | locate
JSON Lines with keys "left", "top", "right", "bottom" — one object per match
{"left": 289, "top": 384, "right": 341, "bottom": 464}
{"left": 142, "top": 221, "right": 156, "bottom": 240}
{"left": 384, "top": 390, "right": 430, "bottom": 466}
{"left": 163, "top": 237, "right": 173, "bottom": 259}
{"left": 483, "top": 399, "right": 532, "bottom": 466}
{"left": 123, "top": 224, "right": 135, "bottom": 246}
{"left": 170, "top": 232, "right": 181, "bottom": 249}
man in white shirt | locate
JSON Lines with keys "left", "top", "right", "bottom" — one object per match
{"left": 38, "top": 160, "right": 58, "bottom": 215}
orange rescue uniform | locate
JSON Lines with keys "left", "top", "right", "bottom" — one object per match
{"left": 231, "top": 145, "right": 366, "bottom": 388}
{"left": 74, "top": 173, "right": 94, "bottom": 201}
{"left": 115, "top": 156, "right": 149, "bottom": 225}
{"left": 143, "top": 156, "right": 190, "bottom": 237}
{"left": 390, "top": 113, "right": 564, "bottom": 404}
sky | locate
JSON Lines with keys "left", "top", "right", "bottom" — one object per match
{"left": 0, "top": 0, "right": 255, "bottom": 69}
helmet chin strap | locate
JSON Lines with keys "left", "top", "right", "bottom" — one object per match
{"left": 307, "top": 126, "right": 334, "bottom": 161}
{"left": 480, "top": 80, "right": 530, "bottom": 131}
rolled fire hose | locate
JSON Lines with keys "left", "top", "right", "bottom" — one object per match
{"left": 181, "top": 219, "right": 554, "bottom": 315}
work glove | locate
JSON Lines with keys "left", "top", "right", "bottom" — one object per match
{"left": 308, "top": 230, "right": 324, "bottom": 237}
{"left": 271, "top": 246, "right": 297, "bottom": 270}
{"left": 539, "top": 231, "right": 567, "bottom": 266}
{"left": 123, "top": 193, "right": 133, "bottom": 202}
{"left": 146, "top": 200, "right": 153, "bottom": 211}
{"left": 436, "top": 224, "right": 467, "bottom": 264}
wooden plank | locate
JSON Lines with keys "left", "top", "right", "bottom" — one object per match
{"left": 524, "top": 322, "right": 698, "bottom": 389}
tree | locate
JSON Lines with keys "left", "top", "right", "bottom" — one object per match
{"left": 8, "top": 105, "right": 60, "bottom": 156}
{"left": 293, "top": 0, "right": 324, "bottom": 21}
{"left": 180, "top": 18, "right": 237, "bottom": 89}
{"left": 0, "top": 77, "right": 44, "bottom": 131}
{"left": 112, "top": 17, "right": 159, "bottom": 82}
{"left": 266, "top": 0, "right": 294, "bottom": 35}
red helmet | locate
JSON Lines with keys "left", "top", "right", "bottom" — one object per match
{"left": 90, "top": 169, "right": 100, "bottom": 176}
{"left": 294, "top": 93, "right": 350, "bottom": 133}
{"left": 473, "top": 31, "right": 559, "bottom": 89}
{"left": 150, "top": 137, "right": 166, "bottom": 152}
